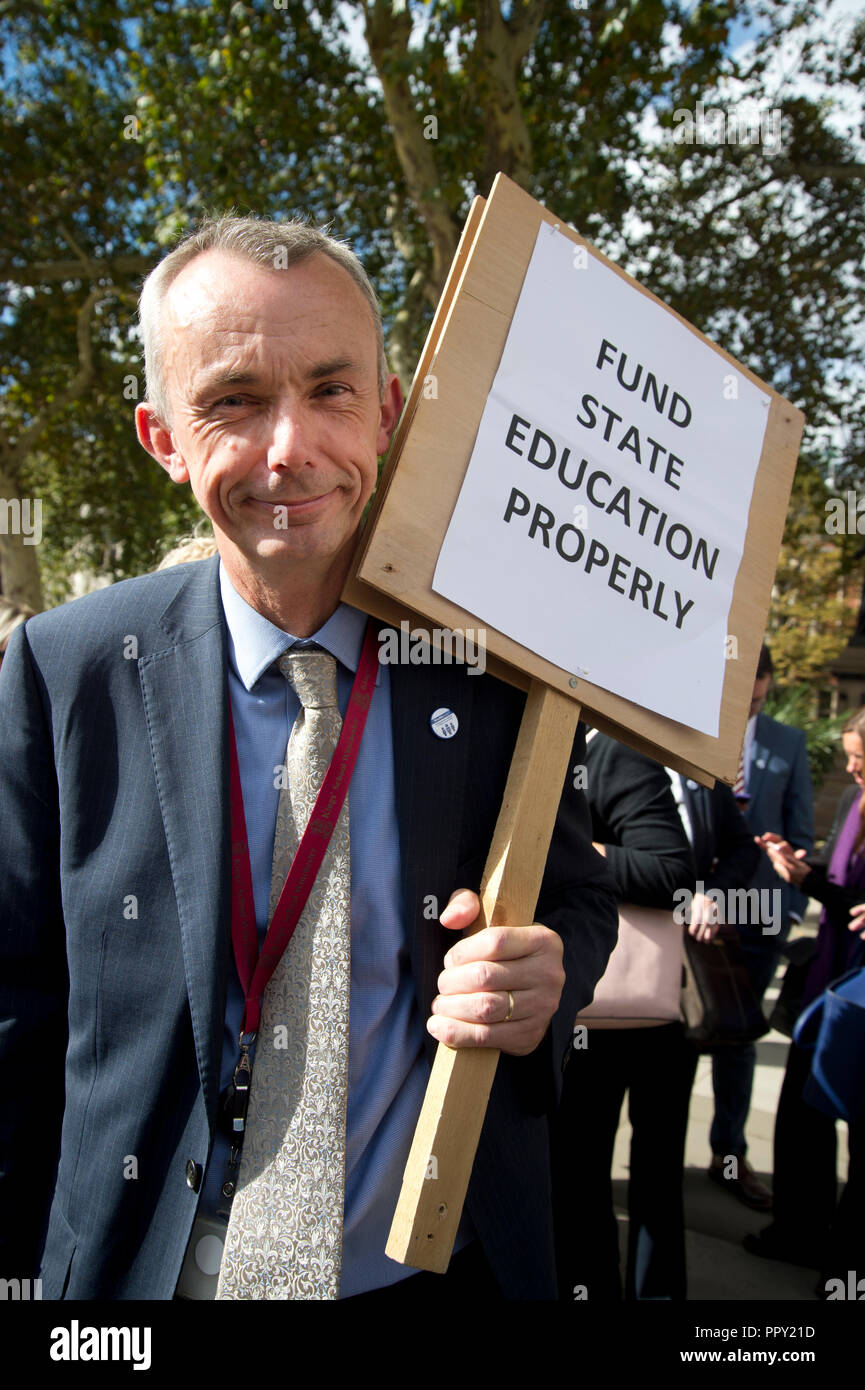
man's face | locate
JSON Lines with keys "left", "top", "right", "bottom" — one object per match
{"left": 136, "top": 249, "right": 400, "bottom": 585}
{"left": 750, "top": 673, "right": 771, "bottom": 718}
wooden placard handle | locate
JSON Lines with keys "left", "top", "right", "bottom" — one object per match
{"left": 386, "top": 681, "right": 581, "bottom": 1272}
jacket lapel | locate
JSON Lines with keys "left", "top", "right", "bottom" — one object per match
{"left": 387, "top": 653, "right": 476, "bottom": 1052}
{"left": 137, "top": 559, "right": 230, "bottom": 1120}
{"left": 683, "top": 781, "right": 710, "bottom": 875}
{"left": 747, "top": 713, "right": 770, "bottom": 814}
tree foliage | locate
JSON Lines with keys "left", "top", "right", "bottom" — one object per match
{"left": 1, "top": 0, "right": 863, "bottom": 639}
{"left": 764, "top": 680, "right": 845, "bottom": 789}
{"left": 766, "top": 454, "right": 859, "bottom": 685}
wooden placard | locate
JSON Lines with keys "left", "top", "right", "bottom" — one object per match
{"left": 342, "top": 173, "right": 804, "bottom": 1275}
{"left": 345, "top": 173, "right": 804, "bottom": 785}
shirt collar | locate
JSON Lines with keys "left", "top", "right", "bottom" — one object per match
{"left": 219, "top": 561, "right": 373, "bottom": 692}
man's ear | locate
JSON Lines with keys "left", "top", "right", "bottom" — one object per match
{"left": 135, "top": 402, "right": 189, "bottom": 484}
{"left": 376, "top": 373, "right": 403, "bottom": 456}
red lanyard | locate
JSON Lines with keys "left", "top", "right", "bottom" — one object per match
{"left": 228, "top": 617, "right": 378, "bottom": 1040}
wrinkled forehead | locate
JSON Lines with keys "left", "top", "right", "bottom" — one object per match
{"left": 161, "top": 248, "right": 376, "bottom": 354}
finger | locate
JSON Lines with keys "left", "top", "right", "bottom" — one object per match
{"left": 425, "top": 1012, "right": 543, "bottom": 1057}
{"left": 442, "top": 923, "right": 558, "bottom": 971}
{"left": 763, "top": 837, "right": 791, "bottom": 857}
{"left": 430, "top": 988, "right": 518, "bottom": 1026}
{"left": 439, "top": 888, "right": 481, "bottom": 932}
{"left": 436, "top": 955, "right": 544, "bottom": 998}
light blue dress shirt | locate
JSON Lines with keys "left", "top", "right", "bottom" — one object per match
{"left": 200, "top": 565, "right": 432, "bottom": 1296}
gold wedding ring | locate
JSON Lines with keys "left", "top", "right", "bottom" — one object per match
{"left": 504, "top": 989, "right": 515, "bottom": 1022}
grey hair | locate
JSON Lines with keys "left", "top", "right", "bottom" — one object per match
{"left": 139, "top": 214, "right": 389, "bottom": 425}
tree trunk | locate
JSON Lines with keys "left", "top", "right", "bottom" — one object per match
{"left": 365, "top": 0, "right": 462, "bottom": 298}
{"left": 0, "top": 468, "right": 45, "bottom": 610}
{"left": 474, "top": 0, "right": 544, "bottom": 196}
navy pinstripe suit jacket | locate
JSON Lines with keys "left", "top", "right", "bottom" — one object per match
{"left": 0, "top": 556, "right": 617, "bottom": 1299}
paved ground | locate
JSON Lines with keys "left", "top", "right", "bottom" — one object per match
{"left": 610, "top": 904, "right": 848, "bottom": 1301}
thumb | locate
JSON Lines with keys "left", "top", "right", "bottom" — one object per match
{"left": 439, "top": 888, "right": 481, "bottom": 931}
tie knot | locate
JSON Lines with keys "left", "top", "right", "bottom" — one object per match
{"left": 277, "top": 649, "right": 339, "bottom": 710}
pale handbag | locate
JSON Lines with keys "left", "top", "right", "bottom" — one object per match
{"left": 577, "top": 902, "right": 682, "bottom": 1029}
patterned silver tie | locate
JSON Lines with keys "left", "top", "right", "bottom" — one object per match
{"left": 217, "top": 650, "right": 351, "bottom": 1300}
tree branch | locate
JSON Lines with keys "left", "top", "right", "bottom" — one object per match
{"left": 773, "top": 161, "right": 865, "bottom": 182}
{"left": 693, "top": 156, "right": 865, "bottom": 235}
{"left": 364, "top": 0, "right": 461, "bottom": 296}
{"left": 1, "top": 254, "right": 152, "bottom": 287}
{"left": 505, "top": 0, "right": 547, "bottom": 68}
{"left": 474, "top": 0, "right": 544, "bottom": 195}
{"left": 5, "top": 288, "right": 108, "bottom": 467}
{"left": 696, "top": 169, "right": 781, "bottom": 230}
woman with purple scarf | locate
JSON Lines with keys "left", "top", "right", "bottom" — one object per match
{"left": 744, "top": 707, "right": 865, "bottom": 1285}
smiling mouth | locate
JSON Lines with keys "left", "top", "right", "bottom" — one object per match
{"left": 249, "top": 490, "right": 337, "bottom": 514}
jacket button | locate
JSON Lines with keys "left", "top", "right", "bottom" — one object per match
{"left": 186, "top": 1159, "right": 203, "bottom": 1192}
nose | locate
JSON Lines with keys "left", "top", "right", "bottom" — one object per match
{"left": 266, "top": 404, "right": 313, "bottom": 473}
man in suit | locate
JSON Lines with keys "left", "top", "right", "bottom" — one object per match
{"left": 708, "top": 643, "right": 814, "bottom": 1207}
{"left": 0, "top": 216, "right": 617, "bottom": 1300}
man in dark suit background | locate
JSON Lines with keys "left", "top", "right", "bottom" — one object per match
{"left": 708, "top": 643, "right": 814, "bottom": 1208}
{"left": 0, "top": 216, "right": 617, "bottom": 1300}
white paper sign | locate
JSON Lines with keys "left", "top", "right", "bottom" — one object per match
{"left": 432, "top": 224, "right": 771, "bottom": 735}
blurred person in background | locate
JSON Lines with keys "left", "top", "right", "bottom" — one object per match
{"left": 551, "top": 731, "right": 695, "bottom": 1301}
{"left": 709, "top": 642, "right": 813, "bottom": 1209}
{"left": 745, "top": 706, "right": 865, "bottom": 1284}
{"left": 156, "top": 526, "right": 218, "bottom": 570}
{"left": 668, "top": 772, "right": 763, "bottom": 1204}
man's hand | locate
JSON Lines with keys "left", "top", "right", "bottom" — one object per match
{"left": 687, "top": 891, "right": 722, "bottom": 943}
{"left": 755, "top": 832, "right": 812, "bottom": 887}
{"left": 426, "top": 888, "right": 565, "bottom": 1057}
